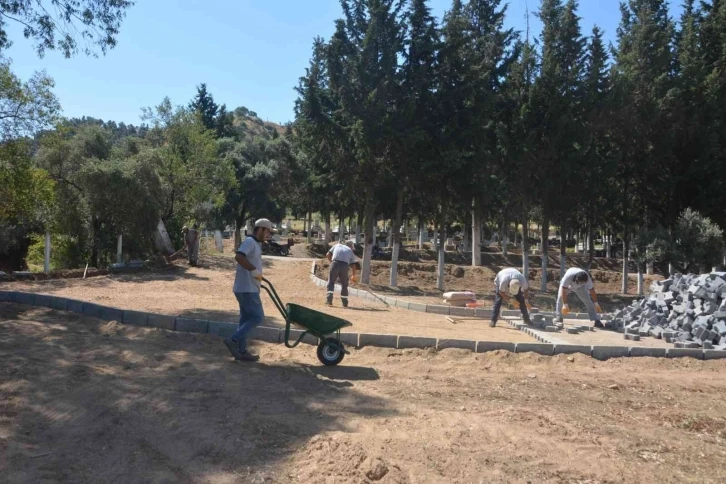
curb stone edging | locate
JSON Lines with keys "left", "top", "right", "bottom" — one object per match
{"left": 4, "top": 291, "right": 726, "bottom": 360}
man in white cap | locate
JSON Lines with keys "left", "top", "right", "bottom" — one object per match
{"left": 223, "top": 218, "right": 274, "bottom": 362}
{"left": 556, "top": 267, "right": 604, "bottom": 328}
{"left": 325, "top": 239, "right": 358, "bottom": 307}
{"left": 490, "top": 267, "right": 532, "bottom": 327}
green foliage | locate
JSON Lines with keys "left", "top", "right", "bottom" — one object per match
{"left": 26, "top": 233, "right": 83, "bottom": 270}
{"left": 0, "top": 0, "right": 134, "bottom": 58}
{"left": 675, "top": 208, "right": 725, "bottom": 271}
{"left": 0, "top": 56, "right": 60, "bottom": 140}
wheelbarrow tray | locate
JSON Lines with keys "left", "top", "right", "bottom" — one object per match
{"left": 286, "top": 303, "right": 352, "bottom": 336}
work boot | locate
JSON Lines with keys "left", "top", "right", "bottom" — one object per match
{"left": 326, "top": 294, "right": 333, "bottom": 306}
{"left": 554, "top": 316, "right": 563, "bottom": 323}
{"left": 223, "top": 338, "right": 243, "bottom": 360}
{"left": 524, "top": 316, "right": 533, "bottom": 326}
{"left": 342, "top": 299, "right": 348, "bottom": 308}
{"left": 489, "top": 320, "right": 497, "bottom": 328}
{"left": 594, "top": 320, "right": 605, "bottom": 329}
{"left": 236, "top": 351, "right": 260, "bottom": 362}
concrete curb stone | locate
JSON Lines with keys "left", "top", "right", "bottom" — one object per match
{"left": 338, "top": 332, "right": 359, "bottom": 347}
{"left": 629, "top": 347, "right": 667, "bottom": 358}
{"left": 394, "top": 299, "right": 410, "bottom": 310}
{"left": 100, "top": 306, "right": 124, "bottom": 322}
{"left": 66, "top": 299, "right": 84, "bottom": 314}
{"left": 35, "top": 294, "right": 52, "bottom": 308}
{"left": 122, "top": 310, "right": 149, "bottom": 326}
{"left": 703, "top": 350, "right": 726, "bottom": 360}
{"left": 175, "top": 318, "right": 209, "bottom": 334}
{"left": 554, "top": 345, "right": 592, "bottom": 356}
{"left": 398, "top": 336, "right": 437, "bottom": 349}
{"left": 666, "top": 348, "right": 704, "bottom": 359}
{"left": 248, "top": 326, "right": 281, "bottom": 343}
{"left": 359, "top": 333, "right": 398, "bottom": 348}
{"left": 425, "top": 305, "right": 450, "bottom": 315}
{"left": 450, "top": 307, "right": 476, "bottom": 317}
{"left": 208, "top": 321, "right": 236, "bottom": 338}
{"left": 592, "top": 346, "right": 630, "bottom": 360}
{"left": 408, "top": 302, "right": 427, "bottom": 312}
{"left": 14, "top": 292, "right": 36, "bottom": 306}
{"left": 476, "top": 341, "right": 516, "bottom": 353}
{"left": 437, "top": 339, "right": 476, "bottom": 351}
{"left": 50, "top": 297, "right": 68, "bottom": 311}
{"left": 515, "top": 343, "right": 554, "bottom": 356}
{"left": 81, "top": 303, "right": 103, "bottom": 318}
{"left": 147, "top": 313, "right": 175, "bottom": 331}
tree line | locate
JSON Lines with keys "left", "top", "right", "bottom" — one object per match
{"left": 290, "top": 0, "right": 726, "bottom": 290}
{"left": 2, "top": 0, "right": 726, "bottom": 296}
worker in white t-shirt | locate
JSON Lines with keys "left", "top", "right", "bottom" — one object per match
{"left": 556, "top": 267, "right": 604, "bottom": 328}
{"left": 325, "top": 240, "right": 358, "bottom": 307}
{"left": 491, "top": 268, "right": 532, "bottom": 327}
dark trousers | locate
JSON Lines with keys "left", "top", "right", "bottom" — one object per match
{"left": 326, "top": 261, "right": 349, "bottom": 302}
{"left": 491, "top": 288, "right": 529, "bottom": 323}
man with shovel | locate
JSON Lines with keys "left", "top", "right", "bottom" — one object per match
{"left": 223, "top": 218, "right": 275, "bottom": 362}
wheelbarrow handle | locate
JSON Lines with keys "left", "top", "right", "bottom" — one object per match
{"left": 260, "top": 277, "right": 287, "bottom": 320}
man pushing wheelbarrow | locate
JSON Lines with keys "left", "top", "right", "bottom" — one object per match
{"left": 223, "top": 218, "right": 353, "bottom": 366}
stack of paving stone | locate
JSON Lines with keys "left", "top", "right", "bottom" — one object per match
{"left": 608, "top": 272, "right": 726, "bottom": 349}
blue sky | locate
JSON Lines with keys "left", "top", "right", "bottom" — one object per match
{"left": 6, "top": 0, "right": 682, "bottom": 126}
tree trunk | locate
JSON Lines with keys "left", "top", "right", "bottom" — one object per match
{"left": 637, "top": 262, "right": 644, "bottom": 296}
{"left": 361, "top": 200, "right": 376, "bottom": 284}
{"left": 472, "top": 203, "right": 482, "bottom": 267}
{"left": 418, "top": 218, "right": 425, "bottom": 250}
{"left": 522, "top": 217, "right": 530, "bottom": 279}
{"left": 606, "top": 228, "right": 612, "bottom": 259}
{"left": 339, "top": 214, "right": 346, "bottom": 242}
{"left": 306, "top": 209, "right": 312, "bottom": 244}
{"left": 324, "top": 213, "right": 332, "bottom": 244}
{"left": 586, "top": 222, "right": 595, "bottom": 272}
{"left": 436, "top": 207, "right": 446, "bottom": 291}
{"left": 390, "top": 189, "right": 404, "bottom": 287}
{"left": 541, "top": 214, "right": 550, "bottom": 292}
{"left": 501, "top": 219, "right": 508, "bottom": 257}
{"left": 560, "top": 222, "right": 567, "bottom": 282}
{"left": 622, "top": 229, "right": 630, "bottom": 294}
{"left": 91, "top": 216, "right": 100, "bottom": 268}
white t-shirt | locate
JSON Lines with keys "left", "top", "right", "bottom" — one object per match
{"left": 328, "top": 243, "right": 356, "bottom": 264}
{"left": 494, "top": 268, "right": 528, "bottom": 293}
{"left": 233, "top": 236, "right": 263, "bottom": 293}
{"left": 560, "top": 267, "right": 594, "bottom": 292}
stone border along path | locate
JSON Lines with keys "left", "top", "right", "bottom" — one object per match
{"left": 3, "top": 290, "right": 726, "bottom": 361}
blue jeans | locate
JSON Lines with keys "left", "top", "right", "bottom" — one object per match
{"left": 231, "top": 292, "right": 265, "bottom": 353}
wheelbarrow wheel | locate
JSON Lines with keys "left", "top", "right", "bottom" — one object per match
{"left": 317, "top": 338, "right": 345, "bottom": 366}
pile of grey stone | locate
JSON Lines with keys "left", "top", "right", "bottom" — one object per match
{"left": 608, "top": 272, "right": 726, "bottom": 349}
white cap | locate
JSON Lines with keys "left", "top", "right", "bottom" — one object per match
{"left": 508, "top": 280, "right": 521, "bottom": 296}
{"left": 254, "top": 218, "right": 275, "bottom": 231}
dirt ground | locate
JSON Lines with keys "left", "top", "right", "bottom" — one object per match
{"left": 1, "top": 256, "right": 537, "bottom": 343}
{"left": 2, "top": 303, "right": 726, "bottom": 483}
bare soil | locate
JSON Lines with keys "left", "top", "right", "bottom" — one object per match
{"left": 1, "top": 256, "right": 536, "bottom": 343}
{"left": 2, "top": 303, "right": 725, "bottom": 483}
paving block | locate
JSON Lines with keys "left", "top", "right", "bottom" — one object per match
{"left": 14, "top": 292, "right": 36, "bottom": 306}
{"left": 703, "top": 350, "right": 726, "bottom": 360}
{"left": 408, "top": 302, "right": 427, "bottom": 312}
{"left": 437, "top": 339, "right": 476, "bottom": 351}
{"left": 35, "top": 294, "right": 53, "bottom": 308}
{"left": 544, "top": 326, "right": 559, "bottom": 332}
{"left": 592, "top": 346, "right": 630, "bottom": 361}
{"left": 248, "top": 326, "right": 281, "bottom": 343}
{"left": 81, "top": 302, "right": 103, "bottom": 319}
{"left": 474, "top": 308, "right": 493, "bottom": 318}
{"left": 476, "top": 341, "right": 516, "bottom": 353}
{"left": 578, "top": 325, "right": 594, "bottom": 332}
{"left": 425, "top": 305, "right": 450, "bottom": 315}
{"left": 66, "top": 299, "right": 84, "bottom": 314}
{"left": 566, "top": 328, "right": 580, "bottom": 334}
{"left": 100, "top": 306, "right": 124, "bottom": 322}
{"left": 501, "top": 310, "right": 522, "bottom": 317}
{"left": 514, "top": 343, "right": 554, "bottom": 356}
{"left": 359, "top": 333, "right": 398, "bottom": 348}
{"left": 394, "top": 299, "right": 410, "bottom": 310}
{"left": 624, "top": 334, "right": 641, "bottom": 341}
{"left": 667, "top": 348, "right": 704, "bottom": 359}
{"left": 175, "top": 318, "right": 209, "bottom": 334}
{"left": 398, "top": 335, "right": 437, "bottom": 349}
{"left": 122, "top": 310, "right": 149, "bottom": 326}
{"left": 147, "top": 313, "right": 176, "bottom": 331}
{"left": 449, "top": 306, "right": 476, "bottom": 317}
{"left": 338, "top": 332, "right": 359, "bottom": 347}
{"left": 629, "top": 347, "right": 667, "bottom": 358}
{"left": 703, "top": 341, "right": 714, "bottom": 350}
{"left": 50, "top": 297, "right": 68, "bottom": 311}
{"left": 208, "top": 321, "right": 237, "bottom": 338}
{"left": 554, "top": 345, "right": 592, "bottom": 356}
{"left": 649, "top": 326, "right": 664, "bottom": 339}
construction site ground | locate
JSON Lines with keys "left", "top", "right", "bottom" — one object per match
{"left": 3, "top": 302, "right": 726, "bottom": 483}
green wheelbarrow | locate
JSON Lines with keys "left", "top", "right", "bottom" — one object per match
{"left": 260, "top": 277, "right": 352, "bottom": 366}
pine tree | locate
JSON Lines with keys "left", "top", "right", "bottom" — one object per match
{"left": 189, "top": 83, "right": 219, "bottom": 132}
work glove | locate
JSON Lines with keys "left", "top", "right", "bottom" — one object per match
{"left": 562, "top": 304, "right": 571, "bottom": 315}
{"left": 350, "top": 275, "right": 358, "bottom": 283}
{"left": 250, "top": 269, "right": 262, "bottom": 287}
{"left": 595, "top": 303, "right": 603, "bottom": 313}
